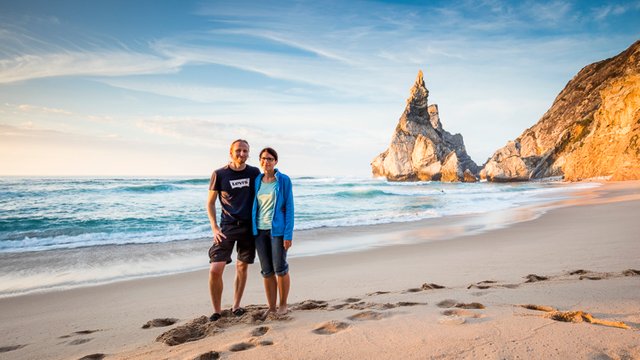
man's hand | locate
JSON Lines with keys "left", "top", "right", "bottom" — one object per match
{"left": 213, "top": 227, "right": 227, "bottom": 245}
{"left": 283, "top": 240, "right": 292, "bottom": 250}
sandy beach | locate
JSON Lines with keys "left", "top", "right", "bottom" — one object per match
{"left": 1, "top": 181, "right": 639, "bottom": 360}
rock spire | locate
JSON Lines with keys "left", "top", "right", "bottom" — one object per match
{"left": 371, "top": 70, "right": 479, "bottom": 182}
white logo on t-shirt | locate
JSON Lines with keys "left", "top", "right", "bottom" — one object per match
{"left": 230, "top": 178, "right": 250, "bottom": 189}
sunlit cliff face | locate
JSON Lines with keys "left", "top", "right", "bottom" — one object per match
{"left": 481, "top": 40, "right": 640, "bottom": 182}
{"left": 563, "top": 74, "right": 640, "bottom": 181}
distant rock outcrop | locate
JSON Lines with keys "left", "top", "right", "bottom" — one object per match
{"left": 481, "top": 40, "right": 640, "bottom": 182}
{"left": 371, "top": 71, "right": 479, "bottom": 182}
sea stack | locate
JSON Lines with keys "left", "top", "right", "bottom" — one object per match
{"left": 371, "top": 70, "right": 479, "bottom": 182}
{"left": 481, "top": 40, "right": 640, "bottom": 182}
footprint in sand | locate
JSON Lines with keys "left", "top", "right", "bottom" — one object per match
{"left": 438, "top": 300, "right": 486, "bottom": 309}
{"left": 75, "top": 330, "right": 99, "bottom": 335}
{"left": 228, "top": 337, "right": 274, "bottom": 352}
{"left": 404, "top": 282, "right": 445, "bottom": 292}
{"left": 467, "top": 280, "right": 496, "bottom": 289}
{"left": 579, "top": 275, "right": 603, "bottom": 280}
{"left": 438, "top": 308, "right": 485, "bottom": 325}
{"left": 367, "top": 291, "right": 391, "bottom": 296}
{"left": 524, "top": 274, "right": 548, "bottom": 283}
{"left": 333, "top": 301, "right": 397, "bottom": 311}
{"left": 293, "top": 300, "right": 328, "bottom": 310}
{"left": 0, "top": 345, "right": 27, "bottom": 353}
{"left": 59, "top": 329, "right": 101, "bottom": 339}
{"left": 436, "top": 299, "right": 458, "bottom": 308}
{"left": 396, "top": 301, "right": 426, "bottom": 307}
{"left": 568, "top": 269, "right": 606, "bottom": 280}
{"left": 192, "top": 351, "right": 220, "bottom": 360}
{"left": 251, "top": 309, "right": 280, "bottom": 322}
{"left": 312, "top": 320, "right": 350, "bottom": 335}
{"left": 404, "top": 288, "right": 422, "bottom": 293}
{"left": 369, "top": 302, "right": 397, "bottom": 310}
{"left": 228, "top": 342, "right": 256, "bottom": 352}
{"left": 78, "top": 354, "right": 106, "bottom": 360}
{"left": 343, "top": 297, "right": 361, "bottom": 303}
{"left": 442, "top": 309, "right": 485, "bottom": 318}
{"left": 250, "top": 326, "right": 269, "bottom": 337}
{"left": 437, "top": 299, "right": 486, "bottom": 325}
{"left": 455, "top": 302, "right": 485, "bottom": 309}
{"left": 59, "top": 329, "right": 101, "bottom": 347}
{"left": 142, "top": 318, "right": 179, "bottom": 329}
{"left": 467, "top": 284, "right": 493, "bottom": 290}
{"left": 422, "top": 283, "right": 446, "bottom": 290}
{"left": 468, "top": 280, "right": 519, "bottom": 289}
{"left": 568, "top": 269, "right": 589, "bottom": 275}
{"left": 331, "top": 298, "right": 366, "bottom": 310}
{"left": 347, "top": 310, "right": 387, "bottom": 321}
{"left": 68, "top": 339, "right": 92, "bottom": 346}
{"left": 520, "top": 304, "right": 556, "bottom": 312}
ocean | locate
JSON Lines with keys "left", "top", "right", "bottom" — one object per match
{"left": 0, "top": 176, "right": 597, "bottom": 296}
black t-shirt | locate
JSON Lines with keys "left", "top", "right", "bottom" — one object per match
{"left": 209, "top": 164, "right": 260, "bottom": 224}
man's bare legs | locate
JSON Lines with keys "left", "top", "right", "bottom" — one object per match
{"left": 211, "top": 260, "right": 251, "bottom": 314}
{"left": 263, "top": 275, "right": 278, "bottom": 312}
{"left": 277, "top": 273, "right": 290, "bottom": 314}
{"left": 209, "top": 261, "right": 226, "bottom": 314}
{"left": 232, "top": 260, "right": 249, "bottom": 311}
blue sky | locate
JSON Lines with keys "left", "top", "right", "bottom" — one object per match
{"left": 1, "top": 0, "right": 639, "bottom": 176}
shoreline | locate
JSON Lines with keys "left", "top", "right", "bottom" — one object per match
{"left": 0, "top": 181, "right": 598, "bottom": 298}
{"left": 0, "top": 181, "right": 638, "bottom": 359}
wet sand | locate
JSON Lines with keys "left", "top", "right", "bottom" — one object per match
{"left": 1, "top": 181, "right": 639, "bottom": 360}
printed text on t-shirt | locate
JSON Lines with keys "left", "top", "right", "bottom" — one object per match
{"left": 229, "top": 178, "right": 250, "bottom": 189}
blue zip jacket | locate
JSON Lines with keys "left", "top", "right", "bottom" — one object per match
{"left": 251, "top": 169, "right": 294, "bottom": 240}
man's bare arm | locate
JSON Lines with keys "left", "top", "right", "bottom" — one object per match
{"left": 207, "top": 190, "right": 226, "bottom": 244}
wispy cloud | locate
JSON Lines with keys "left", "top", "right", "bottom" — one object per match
{"left": 149, "top": 39, "right": 369, "bottom": 95}
{"left": 592, "top": 2, "right": 640, "bottom": 21}
{"left": 0, "top": 21, "right": 186, "bottom": 84}
{"left": 135, "top": 116, "right": 254, "bottom": 143}
{"left": 526, "top": 0, "right": 574, "bottom": 24}
{"left": 15, "top": 103, "right": 72, "bottom": 115}
{"left": 0, "top": 123, "right": 76, "bottom": 139}
{"left": 215, "top": 29, "right": 357, "bottom": 65}
{"left": 3, "top": 103, "right": 114, "bottom": 124}
{"left": 0, "top": 51, "right": 185, "bottom": 84}
{"left": 133, "top": 115, "right": 329, "bottom": 149}
{"left": 100, "top": 78, "right": 309, "bottom": 104}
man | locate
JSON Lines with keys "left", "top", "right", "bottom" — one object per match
{"left": 206, "top": 139, "right": 261, "bottom": 321}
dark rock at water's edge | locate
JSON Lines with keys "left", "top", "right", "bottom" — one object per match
{"left": 481, "top": 40, "right": 640, "bottom": 182}
{"left": 371, "top": 70, "right": 479, "bottom": 182}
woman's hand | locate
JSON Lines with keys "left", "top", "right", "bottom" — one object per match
{"left": 283, "top": 240, "right": 292, "bottom": 250}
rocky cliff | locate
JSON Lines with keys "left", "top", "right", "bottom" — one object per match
{"left": 481, "top": 40, "right": 640, "bottom": 182}
{"left": 371, "top": 71, "right": 479, "bottom": 182}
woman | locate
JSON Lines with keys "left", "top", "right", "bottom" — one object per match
{"left": 252, "top": 147, "right": 294, "bottom": 315}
